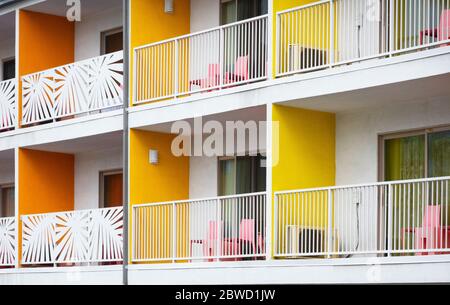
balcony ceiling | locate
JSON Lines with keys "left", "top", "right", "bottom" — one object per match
{"left": 0, "top": 11, "right": 14, "bottom": 42}
{"left": 27, "top": 0, "right": 122, "bottom": 19}
{"left": 26, "top": 131, "right": 122, "bottom": 154}
{"left": 0, "top": 149, "right": 14, "bottom": 164}
{"left": 139, "top": 106, "right": 267, "bottom": 134}
{"left": 282, "top": 73, "right": 450, "bottom": 114}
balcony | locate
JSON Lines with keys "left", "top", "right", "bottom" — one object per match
{"left": 0, "top": 79, "right": 16, "bottom": 132}
{"left": 21, "top": 51, "right": 124, "bottom": 126}
{"left": 274, "top": 177, "right": 450, "bottom": 258}
{"left": 132, "top": 192, "right": 267, "bottom": 263}
{"left": 276, "top": 0, "right": 450, "bottom": 77}
{"left": 133, "top": 15, "right": 268, "bottom": 105}
{"left": 20, "top": 207, "right": 123, "bottom": 265}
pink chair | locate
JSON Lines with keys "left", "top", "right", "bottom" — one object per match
{"left": 225, "top": 56, "right": 249, "bottom": 84}
{"left": 420, "top": 10, "right": 450, "bottom": 46}
{"left": 239, "top": 219, "right": 256, "bottom": 256}
{"left": 204, "top": 63, "right": 220, "bottom": 88}
{"left": 190, "top": 220, "right": 223, "bottom": 262}
{"left": 238, "top": 219, "right": 265, "bottom": 259}
{"left": 401, "top": 205, "right": 450, "bottom": 255}
{"left": 189, "top": 63, "right": 220, "bottom": 90}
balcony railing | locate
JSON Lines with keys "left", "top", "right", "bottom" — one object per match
{"left": 276, "top": 0, "right": 450, "bottom": 77}
{"left": 21, "top": 51, "right": 124, "bottom": 126}
{"left": 274, "top": 177, "right": 450, "bottom": 258}
{"left": 132, "top": 192, "right": 267, "bottom": 263}
{"left": 0, "top": 217, "right": 16, "bottom": 267}
{"left": 133, "top": 15, "right": 268, "bottom": 104}
{"left": 0, "top": 79, "right": 17, "bottom": 131}
{"left": 21, "top": 207, "right": 123, "bottom": 265}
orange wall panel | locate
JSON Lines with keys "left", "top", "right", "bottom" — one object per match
{"left": 18, "top": 10, "right": 74, "bottom": 124}
{"left": 19, "top": 10, "right": 74, "bottom": 76}
{"left": 18, "top": 148, "right": 74, "bottom": 264}
{"left": 19, "top": 148, "right": 74, "bottom": 216}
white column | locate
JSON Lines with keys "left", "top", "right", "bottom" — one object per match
{"left": 14, "top": 147, "right": 19, "bottom": 268}
{"left": 265, "top": 102, "right": 273, "bottom": 260}
{"left": 267, "top": 0, "right": 274, "bottom": 80}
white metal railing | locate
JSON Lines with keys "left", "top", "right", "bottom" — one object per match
{"left": 274, "top": 177, "right": 450, "bottom": 258}
{"left": 0, "top": 217, "right": 16, "bottom": 267}
{"left": 21, "top": 207, "right": 123, "bottom": 265}
{"left": 134, "top": 15, "right": 268, "bottom": 104}
{"left": 21, "top": 51, "right": 124, "bottom": 126}
{"left": 276, "top": 0, "right": 450, "bottom": 77}
{"left": 132, "top": 192, "right": 266, "bottom": 263}
{"left": 0, "top": 79, "right": 16, "bottom": 131}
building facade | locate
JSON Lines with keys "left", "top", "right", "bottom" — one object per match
{"left": 0, "top": 0, "right": 449, "bottom": 284}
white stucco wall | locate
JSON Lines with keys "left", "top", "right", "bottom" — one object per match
{"left": 74, "top": 6, "right": 123, "bottom": 62}
{"left": 0, "top": 38, "right": 15, "bottom": 82}
{"left": 336, "top": 97, "right": 450, "bottom": 186}
{"left": 189, "top": 156, "right": 218, "bottom": 199}
{"left": 74, "top": 148, "right": 123, "bottom": 210}
{"left": 190, "top": 0, "right": 220, "bottom": 32}
{"left": 0, "top": 162, "right": 14, "bottom": 185}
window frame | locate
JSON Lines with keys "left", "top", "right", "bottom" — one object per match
{"left": 217, "top": 154, "right": 266, "bottom": 196}
{"left": 99, "top": 169, "right": 123, "bottom": 209}
{"left": 2, "top": 57, "right": 15, "bottom": 81}
{"left": 0, "top": 183, "right": 15, "bottom": 218}
{"left": 378, "top": 124, "right": 450, "bottom": 181}
{"left": 100, "top": 27, "right": 124, "bottom": 56}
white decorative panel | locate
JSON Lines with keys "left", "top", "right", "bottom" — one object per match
{"left": 22, "top": 71, "right": 54, "bottom": 125}
{"left": 22, "top": 207, "right": 123, "bottom": 265}
{"left": 0, "top": 79, "right": 16, "bottom": 130}
{"left": 21, "top": 51, "right": 123, "bottom": 126}
{"left": 0, "top": 217, "right": 16, "bottom": 266}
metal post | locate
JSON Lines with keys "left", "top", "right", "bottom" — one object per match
{"left": 172, "top": 203, "right": 177, "bottom": 263}
{"left": 327, "top": 189, "right": 333, "bottom": 258}
{"left": 216, "top": 198, "right": 222, "bottom": 261}
{"left": 389, "top": 0, "right": 395, "bottom": 55}
{"left": 219, "top": 28, "right": 224, "bottom": 88}
{"left": 122, "top": 0, "right": 130, "bottom": 286}
{"left": 329, "top": 0, "right": 335, "bottom": 66}
{"left": 267, "top": 0, "right": 274, "bottom": 79}
{"left": 387, "top": 184, "right": 393, "bottom": 256}
{"left": 174, "top": 39, "right": 179, "bottom": 98}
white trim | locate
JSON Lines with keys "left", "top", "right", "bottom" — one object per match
{"left": 128, "top": 254, "right": 450, "bottom": 271}
{"left": 13, "top": 147, "right": 18, "bottom": 268}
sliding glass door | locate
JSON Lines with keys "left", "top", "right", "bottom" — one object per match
{"left": 383, "top": 127, "right": 450, "bottom": 181}
{"left": 382, "top": 126, "right": 450, "bottom": 254}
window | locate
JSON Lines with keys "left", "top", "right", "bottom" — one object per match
{"left": 0, "top": 185, "right": 14, "bottom": 218}
{"left": 382, "top": 126, "right": 450, "bottom": 181}
{"left": 220, "top": 0, "right": 268, "bottom": 25}
{"left": 101, "top": 28, "right": 123, "bottom": 55}
{"left": 99, "top": 170, "right": 123, "bottom": 208}
{"left": 2, "top": 58, "right": 15, "bottom": 81}
{"left": 218, "top": 155, "right": 266, "bottom": 196}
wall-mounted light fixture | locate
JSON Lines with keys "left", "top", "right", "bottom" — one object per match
{"left": 164, "top": 0, "right": 174, "bottom": 13}
{"left": 149, "top": 149, "right": 159, "bottom": 165}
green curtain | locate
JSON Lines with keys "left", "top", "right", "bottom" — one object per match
{"left": 219, "top": 159, "right": 236, "bottom": 196}
{"left": 385, "top": 135, "right": 425, "bottom": 181}
{"left": 428, "top": 130, "right": 450, "bottom": 178}
{"left": 236, "top": 157, "right": 252, "bottom": 194}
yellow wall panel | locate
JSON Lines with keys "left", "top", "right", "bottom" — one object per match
{"left": 130, "top": 0, "right": 191, "bottom": 105}
{"left": 272, "top": 105, "right": 335, "bottom": 192}
{"left": 129, "top": 129, "right": 190, "bottom": 264}
{"left": 272, "top": 105, "right": 335, "bottom": 253}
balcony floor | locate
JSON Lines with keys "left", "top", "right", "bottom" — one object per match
{"left": 1, "top": 255, "right": 449, "bottom": 285}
